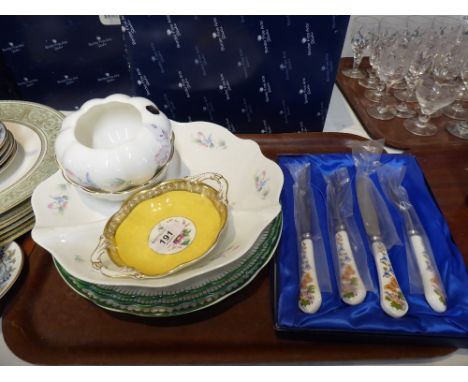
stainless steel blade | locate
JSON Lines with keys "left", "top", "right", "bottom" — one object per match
{"left": 328, "top": 169, "right": 351, "bottom": 228}
{"left": 356, "top": 175, "right": 381, "bottom": 238}
{"left": 326, "top": 180, "right": 339, "bottom": 222}
{"left": 295, "top": 186, "right": 313, "bottom": 236}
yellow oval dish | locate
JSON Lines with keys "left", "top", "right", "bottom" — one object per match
{"left": 103, "top": 174, "right": 228, "bottom": 277}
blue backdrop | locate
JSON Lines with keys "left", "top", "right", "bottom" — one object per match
{"left": 0, "top": 15, "right": 349, "bottom": 133}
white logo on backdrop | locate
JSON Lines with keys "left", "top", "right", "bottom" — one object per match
{"left": 241, "top": 98, "right": 253, "bottom": 123}
{"left": 237, "top": 49, "right": 250, "bottom": 79}
{"left": 194, "top": 46, "right": 208, "bottom": 77}
{"left": 212, "top": 17, "right": 227, "bottom": 52}
{"left": 299, "top": 77, "right": 312, "bottom": 104}
{"left": 162, "top": 93, "right": 176, "bottom": 117}
{"left": 135, "top": 67, "right": 151, "bottom": 95}
{"left": 218, "top": 73, "right": 232, "bottom": 101}
{"left": 261, "top": 120, "right": 272, "bottom": 134}
{"left": 149, "top": 44, "right": 166, "bottom": 74}
{"left": 279, "top": 99, "right": 291, "bottom": 124}
{"left": 279, "top": 51, "right": 292, "bottom": 81}
{"left": 2, "top": 41, "right": 25, "bottom": 53}
{"left": 257, "top": 20, "right": 271, "bottom": 54}
{"left": 88, "top": 35, "right": 113, "bottom": 48}
{"left": 121, "top": 18, "right": 136, "bottom": 46}
{"left": 97, "top": 72, "right": 121, "bottom": 83}
{"left": 45, "top": 38, "right": 68, "bottom": 51}
{"left": 166, "top": 16, "right": 182, "bottom": 48}
{"left": 202, "top": 96, "right": 215, "bottom": 121}
{"left": 56, "top": 74, "right": 79, "bottom": 86}
{"left": 177, "top": 71, "right": 191, "bottom": 98}
{"left": 322, "top": 53, "right": 332, "bottom": 83}
{"left": 17, "top": 76, "right": 38, "bottom": 87}
{"left": 259, "top": 75, "right": 272, "bottom": 103}
{"left": 301, "top": 23, "right": 316, "bottom": 57}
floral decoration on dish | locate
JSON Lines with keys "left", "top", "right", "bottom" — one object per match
{"left": 193, "top": 131, "right": 227, "bottom": 149}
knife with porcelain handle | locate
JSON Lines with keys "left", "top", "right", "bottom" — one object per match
{"left": 356, "top": 175, "right": 408, "bottom": 318}
{"left": 294, "top": 176, "right": 322, "bottom": 314}
{"left": 329, "top": 171, "right": 366, "bottom": 305}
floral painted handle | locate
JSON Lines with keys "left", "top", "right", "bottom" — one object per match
{"left": 335, "top": 230, "right": 366, "bottom": 305}
{"left": 409, "top": 233, "right": 447, "bottom": 312}
{"left": 298, "top": 235, "right": 322, "bottom": 314}
{"left": 372, "top": 241, "right": 408, "bottom": 318}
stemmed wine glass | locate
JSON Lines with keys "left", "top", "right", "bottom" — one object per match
{"left": 367, "top": 16, "right": 409, "bottom": 120}
{"left": 342, "top": 16, "right": 380, "bottom": 79}
{"left": 359, "top": 29, "right": 380, "bottom": 89}
{"left": 446, "top": 58, "right": 468, "bottom": 139}
{"left": 394, "top": 16, "right": 434, "bottom": 103}
{"left": 433, "top": 16, "right": 463, "bottom": 50}
{"left": 404, "top": 74, "right": 458, "bottom": 136}
{"left": 442, "top": 21, "right": 467, "bottom": 120}
{"left": 363, "top": 38, "right": 384, "bottom": 100}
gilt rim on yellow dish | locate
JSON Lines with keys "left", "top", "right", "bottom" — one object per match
{"left": 101, "top": 173, "right": 228, "bottom": 279}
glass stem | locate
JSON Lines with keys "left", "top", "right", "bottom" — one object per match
{"left": 416, "top": 113, "right": 430, "bottom": 128}
{"left": 405, "top": 74, "right": 417, "bottom": 99}
{"left": 406, "top": 83, "right": 415, "bottom": 98}
{"left": 384, "top": 81, "right": 392, "bottom": 100}
{"left": 372, "top": 79, "right": 383, "bottom": 99}
{"left": 397, "top": 102, "right": 408, "bottom": 112}
{"left": 353, "top": 53, "right": 362, "bottom": 72}
{"left": 378, "top": 82, "right": 391, "bottom": 112}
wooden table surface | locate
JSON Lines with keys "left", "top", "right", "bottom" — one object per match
{"left": 2, "top": 132, "right": 467, "bottom": 365}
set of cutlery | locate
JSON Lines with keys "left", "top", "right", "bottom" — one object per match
{"left": 288, "top": 147, "right": 447, "bottom": 319}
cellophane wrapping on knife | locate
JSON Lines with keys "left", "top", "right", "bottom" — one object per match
{"left": 325, "top": 167, "right": 375, "bottom": 300}
{"left": 351, "top": 140, "right": 401, "bottom": 251}
{"left": 377, "top": 163, "right": 446, "bottom": 299}
{"left": 276, "top": 153, "right": 468, "bottom": 341}
{"left": 286, "top": 162, "right": 332, "bottom": 294}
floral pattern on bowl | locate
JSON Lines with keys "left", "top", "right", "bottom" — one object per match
{"left": 32, "top": 120, "right": 283, "bottom": 288}
{"left": 55, "top": 94, "right": 173, "bottom": 193}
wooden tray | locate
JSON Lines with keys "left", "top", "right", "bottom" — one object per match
{"left": 2, "top": 132, "right": 464, "bottom": 365}
{"left": 336, "top": 57, "right": 468, "bottom": 150}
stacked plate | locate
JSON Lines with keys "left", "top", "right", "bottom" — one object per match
{"left": 0, "top": 101, "right": 63, "bottom": 246}
{"left": 32, "top": 120, "right": 284, "bottom": 317}
{"left": 0, "top": 122, "right": 18, "bottom": 175}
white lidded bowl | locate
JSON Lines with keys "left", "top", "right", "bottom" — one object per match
{"left": 55, "top": 94, "right": 173, "bottom": 193}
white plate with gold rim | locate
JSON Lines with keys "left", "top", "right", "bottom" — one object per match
{"left": 31, "top": 120, "right": 283, "bottom": 288}
{"left": 0, "top": 101, "right": 63, "bottom": 213}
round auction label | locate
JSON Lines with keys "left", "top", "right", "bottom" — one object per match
{"left": 148, "top": 217, "right": 196, "bottom": 255}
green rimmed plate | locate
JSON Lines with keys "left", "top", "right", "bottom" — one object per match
{"left": 54, "top": 213, "right": 282, "bottom": 317}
